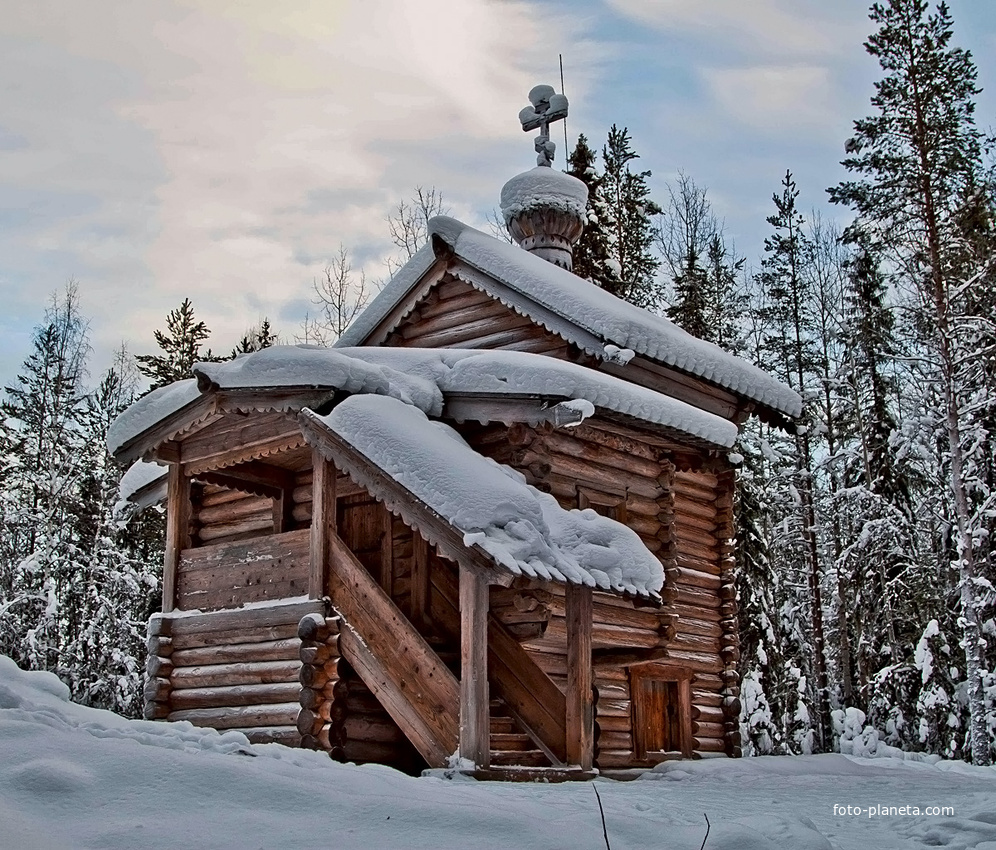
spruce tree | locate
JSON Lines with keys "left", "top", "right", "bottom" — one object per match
{"left": 231, "top": 317, "right": 279, "bottom": 358}
{"left": 757, "top": 170, "right": 831, "bottom": 749}
{"left": 566, "top": 134, "right": 619, "bottom": 290}
{"left": 136, "top": 298, "right": 219, "bottom": 390}
{"left": 601, "top": 125, "right": 662, "bottom": 305}
{"left": 829, "top": 0, "right": 992, "bottom": 764}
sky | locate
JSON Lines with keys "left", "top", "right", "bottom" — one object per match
{"left": 1, "top": 0, "right": 994, "bottom": 386}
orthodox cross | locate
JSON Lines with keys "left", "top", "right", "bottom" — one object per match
{"left": 518, "top": 84, "right": 569, "bottom": 167}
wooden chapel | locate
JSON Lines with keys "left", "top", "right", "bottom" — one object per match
{"left": 110, "top": 85, "right": 801, "bottom": 779}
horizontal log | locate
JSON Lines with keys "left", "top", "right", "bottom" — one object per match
{"left": 671, "top": 495, "right": 719, "bottom": 522}
{"left": 691, "top": 704, "right": 725, "bottom": 724}
{"left": 594, "top": 714, "right": 632, "bottom": 733}
{"left": 144, "top": 677, "right": 171, "bottom": 703}
{"left": 597, "top": 731, "right": 633, "bottom": 751}
{"left": 543, "top": 618, "right": 659, "bottom": 650}
{"left": 170, "top": 682, "right": 301, "bottom": 711}
{"left": 299, "top": 641, "right": 339, "bottom": 666}
{"left": 232, "top": 726, "right": 301, "bottom": 746}
{"left": 692, "top": 720, "right": 726, "bottom": 739}
{"left": 595, "top": 699, "right": 631, "bottom": 718}
{"left": 147, "top": 655, "right": 173, "bottom": 679}
{"left": 144, "top": 701, "right": 170, "bottom": 720}
{"left": 693, "top": 737, "right": 727, "bottom": 753}
{"left": 674, "top": 469, "right": 718, "bottom": 490}
{"left": 539, "top": 430, "right": 663, "bottom": 480}
{"left": 343, "top": 716, "right": 405, "bottom": 744}
{"left": 170, "top": 638, "right": 301, "bottom": 667}
{"left": 165, "top": 598, "right": 321, "bottom": 637}
{"left": 172, "top": 660, "right": 301, "bottom": 689}
{"left": 670, "top": 566, "right": 721, "bottom": 591}
{"left": 198, "top": 485, "right": 247, "bottom": 508}
{"left": 197, "top": 495, "right": 271, "bottom": 526}
{"left": 196, "top": 517, "right": 272, "bottom": 543}
{"left": 170, "top": 623, "right": 302, "bottom": 650}
{"left": 663, "top": 649, "right": 724, "bottom": 672}
{"left": 169, "top": 702, "right": 301, "bottom": 729}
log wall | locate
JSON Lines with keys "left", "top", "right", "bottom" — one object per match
{"left": 193, "top": 472, "right": 313, "bottom": 547}
{"left": 146, "top": 600, "right": 322, "bottom": 745}
{"left": 463, "top": 417, "right": 736, "bottom": 765}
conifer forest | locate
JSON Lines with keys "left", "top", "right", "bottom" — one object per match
{"left": 2, "top": 0, "right": 995, "bottom": 765}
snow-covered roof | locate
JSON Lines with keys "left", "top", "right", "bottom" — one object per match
{"left": 106, "top": 345, "right": 738, "bottom": 457}
{"left": 106, "top": 379, "right": 202, "bottom": 456}
{"left": 118, "top": 460, "right": 168, "bottom": 508}
{"left": 336, "top": 216, "right": 801, "bottom": 420}
{"left": 304, "top": 395, "right": 663, "bottom": 599}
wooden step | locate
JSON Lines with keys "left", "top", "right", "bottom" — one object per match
{"left": 490, "top": 732, "right": 536, "bottom": 752}
{"left": 490, "top": 749, "right": 549, "bottom": 767}
{"left": 490, "top": 716, "right": 516, "bottom": 734}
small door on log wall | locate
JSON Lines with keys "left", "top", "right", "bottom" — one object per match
{"left": 630, "top": 664, "right": 693, "bottom": 761}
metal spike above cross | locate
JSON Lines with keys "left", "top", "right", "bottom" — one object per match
{"left": 518, "top": 84, "right": 569, "bottom": 168}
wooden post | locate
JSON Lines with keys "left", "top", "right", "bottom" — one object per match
{"left": 459, "top": 563, "right": 489, "bottom": 768}
{"left": 272, "top": 488, "right": 294, "bottom": 534}
{"left": 379, "top": 508, "right": 394, "bottom": 597}
{"left": 566, "top": 583, "right": 593, "bottom": 770}
{"left": 310, "top": 450, "right": 337, "bottom": 600}
{"left": 411, "top": 536, "right": 429, "bottom": 628}
{"left": 163, "top": 464, "right": 191, "bottom": 613}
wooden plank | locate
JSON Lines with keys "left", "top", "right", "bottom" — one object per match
{"left": 411, "top": 535, "right": 429, "bottom": 628}
{"left": 310, "top": 450, "right": 337, "bottom": 599}
{"left": 379, "top": 505, "right": 393, "bottom": 596}
{"left": 328, "top": 531, "right": 459, "bottom": 766}
{"left": 338, "top": 623, "right": 454, "bottom": 768}
{"left": 565, "top": 584, "right": 593, "bottom": 771}
{"left": 176, "top": 529, "right": 311, "bottom": 611}
{"left": 179, "top": 412, "right": 299, "bottom": 467}
{"left": 459, "top": 564, "right": 490, "bottom": 768}
{"left": 163, "top": 465, "right": 191, "bottom": 613}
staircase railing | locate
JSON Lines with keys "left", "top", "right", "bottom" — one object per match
{"left": 327, "top": 531, "right": 459, "bottom": 767}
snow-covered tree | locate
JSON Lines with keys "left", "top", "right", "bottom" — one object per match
{"left": 829, "top": 0, "right": 994, "bottom": 764}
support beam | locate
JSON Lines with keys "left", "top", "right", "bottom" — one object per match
{"left": 163, "top": 465, "right": 192, "bottom": 613}
{"left": 310, "top": 450, "right": 337, "bottom": 599}
{"left": 459, "top": 563, "right": 490, "bottom": 768}
{"left": 411, "top": 536, "right": 429, "bottom": 628}
{"left": 565, "top": 584, "right": 594, "bottom": 770}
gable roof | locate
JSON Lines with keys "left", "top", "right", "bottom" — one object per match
{"left": 300, "top": 395, "right": 664, "bottom": 601}
{"left": 337, "top": 216, "right": 802, "bottom": 421}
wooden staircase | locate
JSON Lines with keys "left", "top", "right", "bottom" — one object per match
{"left": 489, "top": 698, "right": 550, "bottom": 767}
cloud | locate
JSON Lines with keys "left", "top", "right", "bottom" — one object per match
{"left": 604, "top": 0, "right": 866, "bottom": 58}
{"left": 0, "top": 0, "right": 601, "bottom": 377}
{"left": 700, "top": 65, "right": 839, "bottom": 135}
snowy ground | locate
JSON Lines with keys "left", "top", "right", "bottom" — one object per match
{"left": 3, "top": 656, "right": 996, "bottom": 850}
